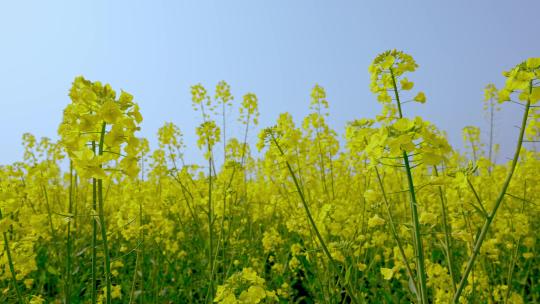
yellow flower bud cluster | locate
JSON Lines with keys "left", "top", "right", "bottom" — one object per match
{"left": 369, "top": 49, "right": 426, "bottom": 108}
{"left": 196, "top": 121, "right": 221, "bottom": 159}
{"left": 239, "top": 93, "right": 259, "bottom": 126}
{"left": 498, "top": 58, "right": 540, "bottom": 104}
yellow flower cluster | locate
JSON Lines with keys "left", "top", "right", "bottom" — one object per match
{"left": 58, "top": 76, "right": 143, "bottom": 179}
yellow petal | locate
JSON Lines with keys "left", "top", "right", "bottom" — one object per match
{"left": 381, "top": 267, "right": 394, "bottom": 280}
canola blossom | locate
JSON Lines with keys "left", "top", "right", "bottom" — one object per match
{"left": 0, "top": 51, "right": 539, "bottom": 303}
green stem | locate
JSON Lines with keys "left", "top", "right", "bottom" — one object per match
{"left": 390, "top": 68, "right": 429, "bottom": 303}
{"left": 139, "top": 182, "right": 145, "bottom": 304}
{"left": 1, "top": 209, "right": 25, "bottom": 304}
{"left": 402, "top": 150, "right": 428, "bottom": 303}
{"left": 97, "top": 122, "right": 112, "bottom": 304}
{"left": 315, "top": 127, "right": 331, "bottom": 200}
{"left": 65, "top": 162, "right": 74, "bottom": 304}
{"left": 270, "top": 133, "right": 361, "bottom": 304}
{"left": 129, "top": 247, "right": 140, "bottom": 304}
{"left": 452, "top": 84, "right": 532, "bottom": 303}
{"left": 504, "top": 184, "right": 526, "bottom": 303}
{"left": 433, "top": 166, "right": 457, "bottom": 292}
{"left": 207, "top": 152, "right": 214, "bottom": 303}
{"left": 466, "top": 178, "right": 489, "bottom": 218}
{"left": 91, "top": 142, "right": 98, "bottom": 304}
{"left": 374, "top": 167, "right": 420, "bottom": 301}
{"left": 488, "top": 98, "right": 495, "bottom": 171}
{"left": 467, "top": 129, "right": 478, "bottom": 163}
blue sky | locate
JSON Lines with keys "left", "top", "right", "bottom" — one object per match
{"left": 1, "top": 1, "right": 538, "bottom": 165}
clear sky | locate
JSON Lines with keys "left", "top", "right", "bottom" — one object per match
{"left": 1, "top": 1, "right": 539, "bottom": 165}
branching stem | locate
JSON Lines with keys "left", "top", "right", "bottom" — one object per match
{"left": 452, "top": 82, "right": 532, "bottom": 303}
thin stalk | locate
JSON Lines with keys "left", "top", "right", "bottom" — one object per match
{"left": 65, "top": 162, "right": 74, "bottom": 304}
{"left": 374, "top": 167, "right": 420, "bottom": 302}
{"left": 270, "top": 133, "right": 360, "bottom": 304}
{"left": 402, "top": 152, "right": 428, "bottom": 302}
{"left": 138, "top": 181, "right": 145, "bottom": 304}
{"left": 315, "top": 129, "right": 331, "bottom": 200}
{"left": 433, "top": 166, "right": 457, "bottom": 291}
{"left": 169, "top": 159, "right": 202, "bottom": 234}
{"left": 467, "top": 129, "right": 478, "bottom": 163}
{"left": 98, "top": 178, "right": 112, "bottom": 304}
{"left": 315, "top": 106, "right": 335, "bottom": 199}
{"left": 504, "top": 183, "right": 526, "bottom": 303}
{"left": 488, "top": 98, "right": 495, "bottom": 171}
{"left": 466, "top": 178, "right": 489, "bottom": 218}
{"left": 216, "top": 110, "right": 253, "bottom": 280}
{"left": 390, "top": 68, "right": 429, "bottom": 304}
{"left": 41, "top": 184, "right": 56, "bottom": 244}
{"left": 240, "top": 112, "right": 251, "bottom": 193}
{"left": 207, "top": 151, "right": 215, "bottom": 303}
{"left": 129, "top": 247, "right": 141, "bottom": 304}
{"left": 97, "top": 122, "right": 112, "bottom": 304}
{"left": 452, "top": 84, "right": 532, "bottom": 303}
{"left": 197, "top": 101, "right": 215, "bottom": 300}
{"left": 504, "top": 237, "right": 521, "bottom": 304}
{"left": 219, "top": 100, "right": 229, "bottom": 284}
{"left": 91, "top": 142, "right": 98, "bottom": 304}
{"left": 1, "top": 209, "right": 25, "bottom": 304}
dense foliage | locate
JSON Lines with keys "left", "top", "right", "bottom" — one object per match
{"left": 0, "top": 51, "right": 539, "bottom": 303}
